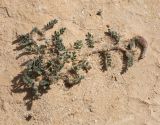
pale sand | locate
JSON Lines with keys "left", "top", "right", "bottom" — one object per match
{"left": 0, "top": 0, "right": 160, "bottom": 125}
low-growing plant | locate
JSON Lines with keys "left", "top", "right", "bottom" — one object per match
{"left": 13, "top": 19, "right": 145, "bottom": 101}
{"left": 13, "top": 19, "right": 92, "bottom": 98}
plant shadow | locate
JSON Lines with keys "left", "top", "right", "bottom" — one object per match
{"left": 11, "top": 72, "right": 34, "bottom": 110}
{"left": 12, "top": 38, "right": 37, "bottom": 110}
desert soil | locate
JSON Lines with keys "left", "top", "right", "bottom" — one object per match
{"left": 0, "top": 0, "right": 160, "bottom": 125}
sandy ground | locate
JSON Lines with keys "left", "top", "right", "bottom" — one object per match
{"left": 0, "top": 0, "right": 160, "bottom": 125}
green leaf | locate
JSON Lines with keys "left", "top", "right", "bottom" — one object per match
{"left": 74, "top": 40, "right": 83, "bottom": 49}
{"left": 22, "top": 73, "right": 33, "bottom": 86}
{"left": 85, "top": 32, "right": 94, "bottom": 48}
{"left": 43, "top": 19, "right": 58, "bottom": 31}
{"left": 106, "top": 28, "right": 121, "bottom": 44}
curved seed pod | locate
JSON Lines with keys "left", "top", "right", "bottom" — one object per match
{"left": 130, "top": 36, "right": 148, "bottom": 59}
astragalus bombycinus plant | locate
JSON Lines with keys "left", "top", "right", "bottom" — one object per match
{"left": 14, "top": 19, "right": 92, "bottom": 98}
{"left": 13, "top": 19, "right": 147, "bottom": 99}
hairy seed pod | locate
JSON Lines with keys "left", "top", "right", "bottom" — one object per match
{"left": 130, "top": 36, "right": 148, "bottom": 59}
